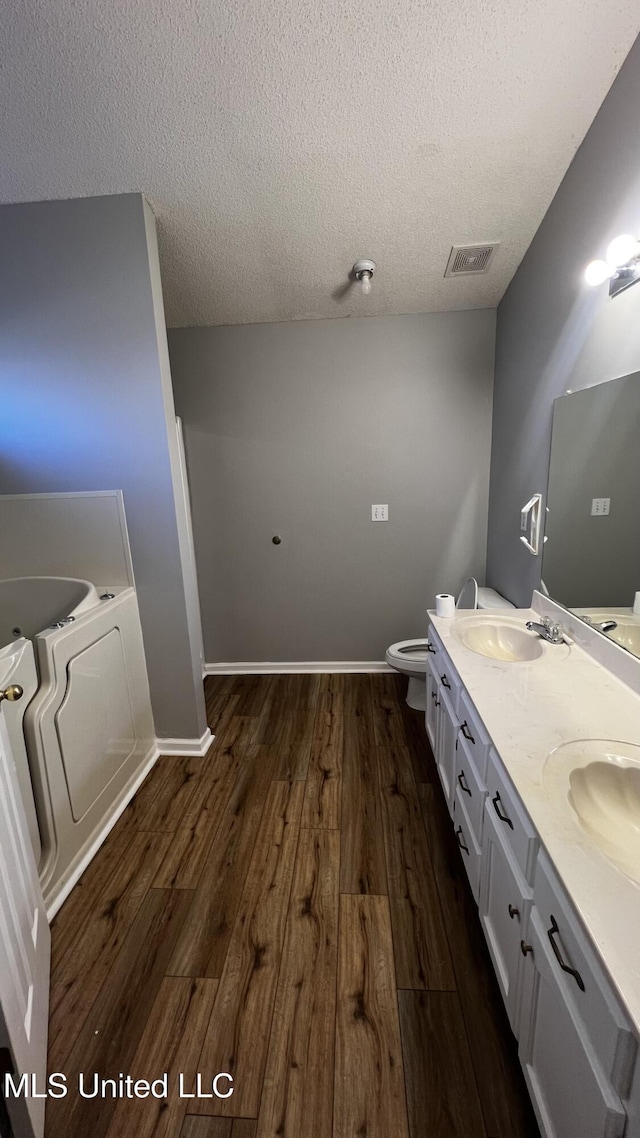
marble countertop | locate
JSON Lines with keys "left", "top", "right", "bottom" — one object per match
{"left": 429, "top": 605, "right": 640, "bottom": 1035}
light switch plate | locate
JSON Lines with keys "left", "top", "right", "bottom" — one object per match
{"left": 371, "top": 504, "right": 388, "bottom": 521}
{"left": 591, "top": 498, "right": 611, "bottom": 516}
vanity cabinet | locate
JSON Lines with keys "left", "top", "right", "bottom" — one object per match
{"left": 426, "top": 620, "right": 639, "bottom": 1138}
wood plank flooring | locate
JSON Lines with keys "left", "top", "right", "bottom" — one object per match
{"left": 45, "top": 672, "right": 539, "bottom": 1138}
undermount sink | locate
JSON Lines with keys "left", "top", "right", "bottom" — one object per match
{"left": 543, "top": 740, "right": 640, "bottom": 883}
{"left": 451, "top": 617, "right": 545, "bottom": 662}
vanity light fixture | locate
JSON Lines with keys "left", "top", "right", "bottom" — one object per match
{"left": 584, "top": 232, "right": 640, "bottom": 298}
{"left": 353, "top": 259, "right": 376, "bottom": 296}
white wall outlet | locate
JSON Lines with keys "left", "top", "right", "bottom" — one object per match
{"left": 591, "top": 498, "right": 611, "bottom": 516}
{"left": 371, "top": 504, "right": 388, "bottom": 521}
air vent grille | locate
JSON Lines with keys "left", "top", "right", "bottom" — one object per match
{"left": 444, "top": 243, "right": 498, "bottom": 277}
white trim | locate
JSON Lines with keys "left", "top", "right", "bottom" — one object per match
{"left": 204, "top": 661, "right": 392, "bottom": 675}
{"left": 156, "top": 726, "right": 214, "bottom": 756}
{"left": 45, "top": 742, "right": 158, "bottom": 922}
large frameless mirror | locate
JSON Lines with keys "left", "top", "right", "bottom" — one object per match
{"left": 542, "top": 370, "right": 640, "bottom": 659}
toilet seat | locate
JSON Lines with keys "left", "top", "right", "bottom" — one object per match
{"left": 385, "top": 638, "right": 429, "bottom": 673}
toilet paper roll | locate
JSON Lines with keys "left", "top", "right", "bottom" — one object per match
{"left": 436, "top": 593, "right": 456, "bottom": 618}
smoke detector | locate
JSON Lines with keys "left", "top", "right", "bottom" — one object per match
{"left": 444, "top": 243, "right": 499, "bottom": 277}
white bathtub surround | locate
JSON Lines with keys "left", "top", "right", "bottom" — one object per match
{"left": 157, "top": 727, "right": 214, "bottom": 756}
{"left": 0, "top": 577, "right": 156, "bottom": 917}
{"left": 204, "top": 660, "right": 392, "bottom": 675}
{"left": 429, "top": 601, "right": 640, "bottom": 1034}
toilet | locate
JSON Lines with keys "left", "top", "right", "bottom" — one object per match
{"left": 385, "top": 579, "right": 514, "bottom": 710}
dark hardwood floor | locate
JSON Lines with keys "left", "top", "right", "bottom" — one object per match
{"left": 45, "top": 672, "right": 539, "bottom": 1138}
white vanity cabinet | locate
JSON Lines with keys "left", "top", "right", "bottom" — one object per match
{"left": 518, "top": 852, "right": 636, "bottom": 1138}
{"left": 426, "top": 620, "right": 640, "bottom": 1138}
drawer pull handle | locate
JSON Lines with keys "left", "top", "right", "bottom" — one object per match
{"left": 457, "top": 771, "right": 472, "bottom": 796}
{"left": 520, "top": 940, "right": 533, "bottom": 957}
{"left": 459, "top": 720, "right": 475, "bottom": 744}
{"left": 508, "top": 904, "right": 519, "bottom": 920}
{"left": 426, "top": 642, "right": 436, "bottom": 654}
{"left": 455, "top": 826, "right": 469, "bottom": 855}
{"left": 440, "top": 674, "right": 451, "bottom": 689}
{"left": 433, "top": 697, "right": 441, "bottom": 708}
{"left": 547, "top": 915, "right": 585, "bottom": 992}
{"left": 492, "top": 792, "right": 514, "bottom": 830}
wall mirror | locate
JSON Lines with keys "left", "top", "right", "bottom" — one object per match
{"left": 542, "top": 370, "right": 640, "bottom": 659}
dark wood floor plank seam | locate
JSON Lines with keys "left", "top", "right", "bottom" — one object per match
{"left": 46, "top": 888, "right": 194, "bottom": 1138}
{"left": 255, "top": 824, "right": 337, "bottom": 1137}
{"left": 48, "top": 829, "right": 175, "bottom": 1068}
{"left": 190, "top": 778, "right": 305, "bottom": 1118}
{"left": 166, "top": 745, "right": 279, "bottom": 980}
{"left": 377, "top": 742, "right": 455, "bottom": 992}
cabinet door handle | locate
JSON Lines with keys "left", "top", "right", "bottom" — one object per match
{"left": 455, "top": 826, "right": 469, "bottom": 855}
{"left": 547, "top": 915, "right": 585, "bottom": 992}
{"left": 457, "top": 771, "right": 472, "bottom": 796}
{"left": 508, "top": 904, "right": 519, "bottom": 920}
{"left": 440, "top": 674, "right": 451, "bottom": 689}
{"left": 492, "top": 792, "right": 514, "bottom": 830}
{"left": 459, "top": 720, "right": 475, "bottom": 744}
{"left": 520, "top": 940, "right": 533, "bottom": 956}
{"left": 434, "top": 697, "right": 440, "bottom": 708}
{"left": 426, "top": 642, "right": 436, "bottom": 654}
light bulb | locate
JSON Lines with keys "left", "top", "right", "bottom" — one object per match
{"left": 360, "top": 271, "right": 372, "bottom": 295}
{"left": 584, "top": 259, "right": 615, "bottom": 287}
{"left": 605, "top": 233, "right": 639, "bottom": 267}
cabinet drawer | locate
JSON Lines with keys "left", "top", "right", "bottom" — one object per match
{"left": 532, "top": 852, "right": 636, "bottom": 1094}
{"left": 457, "top": 688, "right": 491, "bottom": 779}
{"left": 437, "top": 650, "right": 461, "bottom": 717}
{"left": 453, "top": 789, "right": 482, "bottom": 903}
{"left": 485, "top": 747, "right": 538, "bottom": 883}
{"left": 454, "top": 734, "right": 486, "bottom": 847}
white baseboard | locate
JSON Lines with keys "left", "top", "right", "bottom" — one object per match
{"left": 46, "top": 741, "right": 158, "bottom": 922}
{"left": 156, "top": 727, "right": 214, "bottom": 756}
{"left": 204, "top": 661, "right": 393, "bottom": 676}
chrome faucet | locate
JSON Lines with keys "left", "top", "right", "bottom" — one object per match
{"left": 582, "top": 616, "right": 618, "bottom": 633}
{"left": 525, "top": 616, "right": 565, "bottom": 644}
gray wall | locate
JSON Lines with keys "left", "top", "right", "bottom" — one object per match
{"left": 487, "top": 33, "right": 640, "bottom": 606}
{"left": 169, "top": 310, "right": 495, "bottom": 663}
{"left": 0, "top": 193, "right": 207, "bottom": 740}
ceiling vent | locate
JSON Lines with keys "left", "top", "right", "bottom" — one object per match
{"left": 444, "top": 243, "right": 499, "bottom": 277}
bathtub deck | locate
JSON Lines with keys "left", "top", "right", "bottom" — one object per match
{"left": 45, "top": 673, "right": 538, "bottom": 1138}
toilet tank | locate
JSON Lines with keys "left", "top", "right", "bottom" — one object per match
{"left": 477, "top": 587, "right": 514, "bottom": 610}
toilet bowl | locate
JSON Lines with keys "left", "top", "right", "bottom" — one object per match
{"left": 385, "top": 639, "right": 430, "bottom": 710}
{"left": 386, "top": 579, "right": 514, "bottom": 710}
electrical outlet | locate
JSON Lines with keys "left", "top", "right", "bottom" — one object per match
{"left": 591, "top": 498, "right": 611, "bottom": 516}
{"left": 371, "top": 504, "right": 388, "bottom": 521}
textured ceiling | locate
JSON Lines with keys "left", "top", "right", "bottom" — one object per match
{"left": 1, "top": 2, "right": 639, "bottom": 327}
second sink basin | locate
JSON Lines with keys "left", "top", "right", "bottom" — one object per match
{"left": 451, "top": 617, "right": 545, "bottom": 662}
{"left": 543, "top": 740, "right": 640, "bottom": 883}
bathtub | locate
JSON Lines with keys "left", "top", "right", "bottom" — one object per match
{"left": 0, "top": 576, "right": 156, "bottom": 918}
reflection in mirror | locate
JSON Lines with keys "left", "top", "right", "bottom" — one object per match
{"left": 542, "top": 371, "right": 640, "bottom": 659}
